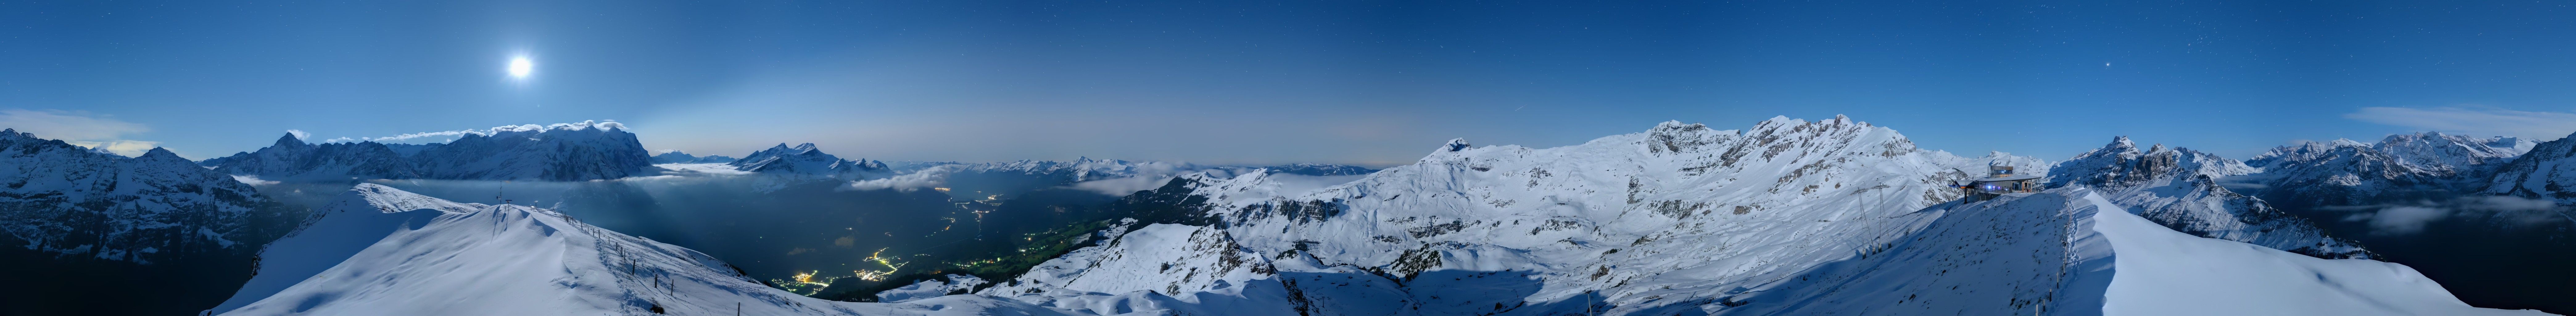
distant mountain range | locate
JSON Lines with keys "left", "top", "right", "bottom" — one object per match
{"left": 2239, "top": 132, "right": 2539, "bottom": 207}
{"left": 200, "top": 121, "right": 654, "bottom": 181}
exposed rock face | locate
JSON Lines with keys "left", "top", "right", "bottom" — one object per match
{"left": 201, "top": 121, "right": 654, "bottom": 181}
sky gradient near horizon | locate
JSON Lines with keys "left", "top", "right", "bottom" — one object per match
{"left": 6, "top": 0, "right": 2576, "bottom": 166}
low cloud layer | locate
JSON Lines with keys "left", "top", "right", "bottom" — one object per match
{"left": 65, "top": 140, "right": 164, "bottom": 157}
{"left": 0, "top": 109, "right": 162, "bottom": 156}
{"left": 2331, "top": 195, "right": 2570, "bottom": 235}
{"left": 848, "top": 165, "right": 957, "bottom": 192}
{"left": 1069, "top": 176, "right": 1178, "bottom": 196}
{"left": 2346, "top": 106, "right": 2576, "bottom": 140}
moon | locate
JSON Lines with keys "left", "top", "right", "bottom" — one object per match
{"left": 507, "top": 56, "right": 534, "bottom": 79}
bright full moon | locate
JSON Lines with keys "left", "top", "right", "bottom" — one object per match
{"left": 507, "top": 56, "right": 534, "bottom": 79}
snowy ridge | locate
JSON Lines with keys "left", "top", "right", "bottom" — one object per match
{"left": 2245, "top": 132, "right": 2538, "bottom": 206}
{"left": 2048, "top": 136, "right": 2369, "bottom": 259}
{"left": 2487, "top": 132, "right": 2576, "bottom": 202}
{"left": 201, "top": 120, "right": 654, "bottom": 181}
{"left": 211, "top": 184, "right": 1075, "bottom": 316}
{"left": 0, "top": 129, "right": 270, "bottom": 263}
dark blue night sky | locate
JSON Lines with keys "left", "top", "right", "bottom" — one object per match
{"left": 5, "top": 1, "right": 2574, "bottom": 165}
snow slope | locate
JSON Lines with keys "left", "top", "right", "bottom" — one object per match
{"left": 210, "top": 184, "right": 1075, "bottom": 316}
{"left": 0, "top": 129, "right": 274, "bottom": 263}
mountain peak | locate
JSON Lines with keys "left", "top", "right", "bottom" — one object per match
{"left": 0, "top": 129, "right": 35, "bottom": 141}
{"left": 1438, "top": 138, "right": 1471, "bottom": 152}
{"left": 272, "top": 132, "right": 309, "bottom": 147}
{"left": 2053, "top": 136, "right": 2256, "bottom": 189}
{"left": 139, "top": 147, "right": 181, "bottom": 159}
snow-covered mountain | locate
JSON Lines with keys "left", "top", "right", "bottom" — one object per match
{"left": 2243, "top": 132, "right": 2538, "bottom": 206}
{"left": 649, "top": 151, "right": 737, "bottom": 164}
{"left": 2047, "top": 136, "right": 2370, "bottom": 259}
{"left": 210, "top": 184, "right": 1073, "bottom": 316}
{"left": 2487, "top": 132, "right": 2576, "bottom": 203}
{"left": 960, "top": 117, "right": 2531, "bottom": 315}
{"left": 724, "top": 143, "right": 893, "bottom": 179}
{"left": 0, "top": 129, "right": 276, "bottom": 263}
{"left": 201, "top": 121, "right": 654, "bottom": 181}
{"left": 981, "top": 117, "right": 2024, "bottom": 313}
